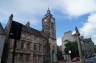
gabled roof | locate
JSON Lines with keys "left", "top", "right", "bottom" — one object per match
{"left": 0, "top": 22, "right": 3, "bottom": 29}
{"left": 0, "top": 22, "right": 4, "bottom": 34}
{"left": 22, "top": 23, "right": 49, "bottom": 39}
{"left": 11, "top": 21, "right": 49, "bottom": 39}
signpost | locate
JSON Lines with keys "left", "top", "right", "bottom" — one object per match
{"left": 68, "top": 50, "right": 71, "bottom": 63}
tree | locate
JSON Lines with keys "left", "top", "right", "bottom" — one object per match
{"left": 64, "top": 41, "right": 79, "bottom": 59}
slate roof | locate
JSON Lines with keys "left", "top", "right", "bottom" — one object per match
{"left": 0, "top": 22, "right": 4, "bottom": 34}
{"left": 12, "top": 21, "right": 49, "bottom": 39}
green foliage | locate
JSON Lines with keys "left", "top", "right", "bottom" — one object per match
{"left": 44, "top": 58, "right": 50, "bottom": 63}
{"left": 64, "top": 41, "right": 79, "bottom": 59}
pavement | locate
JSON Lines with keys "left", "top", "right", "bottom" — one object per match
{"left": 58, "top": 61, "right": 71, "bottom": 63}
{"left": 85, "top": 57, "right": 96, "bottom": 63}
{"left": 72, "top": 61, "right": 80, "bottom": 63}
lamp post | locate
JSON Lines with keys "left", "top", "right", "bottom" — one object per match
{"left": 75, "top": 27, "right": 85, "bottom": 63}
{"left": 69, "top": 50, "right": 71, "bottom": 54}
{"left": 68, "top": 50, "right": 71, "bottom": 63}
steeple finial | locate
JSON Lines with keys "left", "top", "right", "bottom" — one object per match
{"left": 47, "top": 8, "right": 51, "bottom": 14}
{"left": 26, "top": 21, "right": 30, "bottom": 27}
{"left": 9, "top": 14, "right": 13, "bottom": 20}
{"left": 75, "top": 26, "right": 80, "bottom": 36}
{"left": 44, "top": 8, "right": 52, "bottom": 17}
{"left": 0, "top": 22, "right": 3, "bottom": 28}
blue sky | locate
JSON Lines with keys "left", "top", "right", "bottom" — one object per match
{"left": 0, "top": 0, "right": 96, "bottom": 46}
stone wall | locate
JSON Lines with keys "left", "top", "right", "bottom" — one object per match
{"left": 7, "top": 30, "right": 49, "bottom": 63}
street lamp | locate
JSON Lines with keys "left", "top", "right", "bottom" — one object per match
{"left": 68, "top": 50, "right": 71, "bottom": 63}
{"left": 69, "top": 50, "right": 71, "bottom": 54}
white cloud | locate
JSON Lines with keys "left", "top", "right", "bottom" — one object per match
{"left": 58, "top": 0, "right": 96, "bottom": 16}
{"left": 0, "top": 0, "right": 49, "bottom": 26}
{"left": 1, "top": 0, "right": 96, "bottom": 44}
{"left": 0, "top": 0, "right": 96, "bottom": 24}
{"left": 57, "top": 38, "right": 62, "bottom": 46}
{"left": 80, "top": 13, "right": 96, "bottom": 44}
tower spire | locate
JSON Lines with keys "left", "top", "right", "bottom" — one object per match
{"left": 26, "top": 21, "right": 30, "bottom": 27}
{"left": 0, "top": 22, "right": 3, "bottom": 30}
{"left": 75, "top": 26, "right": 80, "bottom": 36}
{"left": 47, "top": 7, "right": 50, "bottom": 13}
{"left": 44, "top": 8, "right": 52, "bottom": 17}
{"left": 47, "top": 8, "right": 51, "bottom": 14}
{"left": 9, "top": 14, "right": 13, "bottom": 21}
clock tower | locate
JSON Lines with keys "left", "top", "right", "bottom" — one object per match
{"left": 42, "top": 9, "right": 56, "bottom": 39}
{"left": 42, "top": 9, "right": 57, "bottom": 63}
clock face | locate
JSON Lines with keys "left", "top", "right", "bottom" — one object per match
{"left": 51, "top": 19, "right": 54, "bottom": 23}
{"left": 44, "top": 19, "right": 47, "bottom": 22}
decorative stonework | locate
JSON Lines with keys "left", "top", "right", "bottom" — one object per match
{"left": 2, "top": 9, "right": 57, "bottom": 63}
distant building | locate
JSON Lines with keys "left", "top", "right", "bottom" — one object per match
{"left": 62, "top": 31, "right": 95, "bottom": 58}
{"left": 1, "top": 9, "right": 57, "bottom": 63}
{"left": 81, "top": 38, "right": 94, "bottom": 58}
{"left": 62, "top": 31, "right": 77, "bottom": 53}
{"left": 0, "top": 23, "right": 6, "bottom": 62}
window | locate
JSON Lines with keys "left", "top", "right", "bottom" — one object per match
{"left": 34, "top": 44, "right": 36, "bottom": 50}
{"left": 26, "top": 54, "right": 30, "bottom": 61}
{"left": 39, "top": 44, "right": 41, "bottom": 51}
{"left": 16, "top": 41, "right": 20, "bottom": 49}
{"left": 21, "top": 34, "right": 25, "bottom": 39}
{"left": 19, "top": 54, "right": 23, "bottom": 61}
{"left": 21, "top": 42, "right": 24, "bottom": 49}
{"left": 27, "top": 43, "right": 30, "bottom": 49}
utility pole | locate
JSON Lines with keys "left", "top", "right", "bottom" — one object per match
{"left": 75, "top": 27, "right": 85, "bottom": 63}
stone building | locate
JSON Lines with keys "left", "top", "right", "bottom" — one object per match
{"left": 1, "top": 9, "right": 57, "bottom": 63}
{"left": 0, "top": 23, "right": 6, "bottom": 62}
{"left": 81, "top": 38, "right": 94, "bottom": 58}
{"left": 62, "top": 31, "right": 77, "bottom": 53}
{"left": 62, "top": 31, "right": 95, "bottom": 58}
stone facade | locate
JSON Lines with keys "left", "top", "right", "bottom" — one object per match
{"left": 1, "top": 9, "right": 57, "bottom": 63}
{"left": 81, "top": 38, "right": 95, "bottom": 58}
{"left": 7, "top": 27, "right": 49, "bottom": 63}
